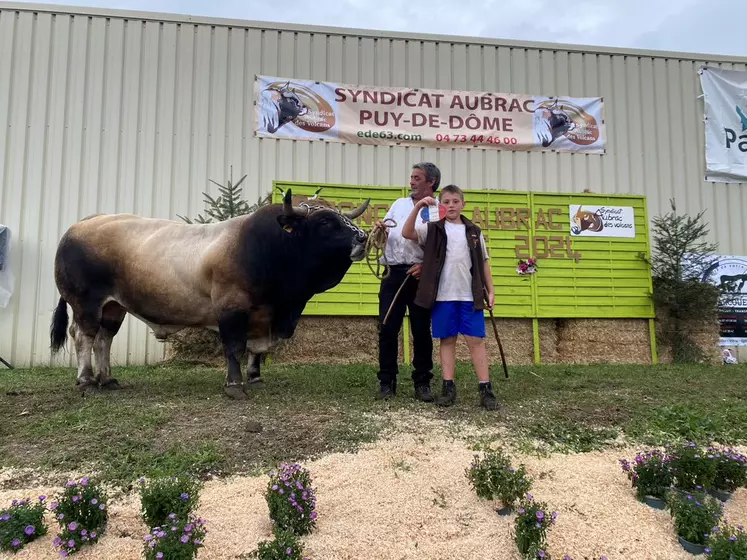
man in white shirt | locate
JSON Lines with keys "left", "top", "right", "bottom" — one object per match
{"left": 375, "top": 162, "right": 440, "bottom": 402}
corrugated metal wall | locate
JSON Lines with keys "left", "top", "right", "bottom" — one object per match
{"left": 1, "top": 3, "right": 746, "bottom": 368}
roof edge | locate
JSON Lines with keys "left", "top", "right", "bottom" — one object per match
{"left": 2, "top": 1, "right": 747, "bottom": 64}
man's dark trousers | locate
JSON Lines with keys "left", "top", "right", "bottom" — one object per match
{"left": 377, "top": 264, "right": 433, "bottom": 390}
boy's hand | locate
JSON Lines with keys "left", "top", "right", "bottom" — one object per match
{"left": 417, "top": 196, "right": 437, "bottom": 209}
{"left": 407, "top": 264, "right": 422, "bottom": 279}
{"left": 487, "top": 291, "right": 495, "bottom": 309}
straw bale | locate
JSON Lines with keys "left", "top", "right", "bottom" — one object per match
{"left": 270, "top": 317, "right": 379, "bottom": 365}
{"left": 160, "top": 312, "right": 718, "bottom": 368}
{"left": 555, "top": 340, "right": 653, "bottom": 364}
{"left": 555, "top": 319, "right": 651, "bottom": 344}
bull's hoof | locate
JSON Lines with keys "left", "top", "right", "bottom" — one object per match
{"left": 99, "top": 378, "right": 121, "bottom": 390}
{"left": 245, "top": 377, "right": 265, "bottom": 390}
{"left": 76, "top": 381, "right": 99, "bottom": 394}
{"left": 224, "top": 384, "right": 248, "bottom": 400}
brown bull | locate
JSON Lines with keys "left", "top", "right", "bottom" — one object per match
{"left": 49, "top": 189, "right": 370, "bottom": 400}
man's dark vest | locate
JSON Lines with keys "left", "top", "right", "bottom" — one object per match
{"left": 413, "top": 216, "right": 487, "bottom": 311}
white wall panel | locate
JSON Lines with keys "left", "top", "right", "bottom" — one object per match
{"left": 1, "top": 2, "right": 746, "bottom": 366}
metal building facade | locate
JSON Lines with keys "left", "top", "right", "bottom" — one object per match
{"left": 1, "top": 2, "right": 746, "bottom": 368}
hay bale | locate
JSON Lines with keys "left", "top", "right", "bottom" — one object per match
{"left": 271, "top": 317, "right": 379, "bottom": 364}
{"left": 653, "top": 310, "right": 721, "bottom": 365}
{"left": 539, "top": 319, "right": 559, "bottom": 364}
{"left": 165, "top": 327, "right": 223, "bottom": 365}
{"left": 160, "top": 312, "right": 719, "bottom": 368}
{"left": 555, "top": 339, "right": 652, "bottom": 364}
{"left": 555, "top": 318, "right": 651, "bottom": 344}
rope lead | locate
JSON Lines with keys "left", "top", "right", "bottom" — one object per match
{"left": 364, "top": 218, "right": 397, "bottom": 280}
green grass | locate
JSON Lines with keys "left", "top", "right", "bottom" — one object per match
{"left": 1, "top": 360, "right": 746, "bottom": 488}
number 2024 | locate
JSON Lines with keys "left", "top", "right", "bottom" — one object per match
{"left": 515, "top": 235, "right": 581, "bottom": 262}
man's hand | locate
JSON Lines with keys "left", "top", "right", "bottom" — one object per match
{"left": 486, "top": 291, "right": 495, "bottom": 310}
{"left": 407, "top": 264, "right": 422, "bottom": 279}
{"left": 375, "top": 219, "right": 389, "bottom": 229}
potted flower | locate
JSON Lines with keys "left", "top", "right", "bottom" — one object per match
{"left": 466, "top": 449, "right": 533, "bottom": 515}
{"left": 513, "top": 494, "right": 558, "bottom": 558}
{"left": 706, "top": 447, "right": 747, "bottom": 502}
{"left": 666, "top": 488, "right": 724, "bottom": 554}
{"left": 704, "top": 523, "right": 747, "bottom": 559}
{"left": 619, "top": 449, "right": 674, "bottom": 509}
{"left": 668, "top": 442, "right": 718, "bottom": 492}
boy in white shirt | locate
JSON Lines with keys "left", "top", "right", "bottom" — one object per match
{"left": 401, "top": 184, "right": 498, "bottom": 410}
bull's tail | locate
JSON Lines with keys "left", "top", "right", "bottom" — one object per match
{"left": 50, "top": 297, "right": 69, "bottom": 353}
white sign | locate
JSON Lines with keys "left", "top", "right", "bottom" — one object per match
{"left": 702, "top": 255, "right": 747, "bottom": 346}
{"left": 568, "top": 205, "right": 636, "bottom": 238}
{"left": 698, "top": 66, "right": 747, "bottom": 184}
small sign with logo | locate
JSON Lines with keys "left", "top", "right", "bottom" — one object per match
{"left": 568, "top": 205, "right": 635, "bottom": 238}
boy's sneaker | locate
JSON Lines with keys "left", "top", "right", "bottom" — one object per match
{"left": 414, "top": 383, "right": 435, "bottom": 402}
{"left": 436, "top": 380, "right": 456, "bottom": 407}
{"left": 479, "top": 382, "right": 499, "bottom": 411}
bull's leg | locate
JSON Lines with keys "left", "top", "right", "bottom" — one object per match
{"left": 93, "top": 302, "right": 126, "bottom": 390}
{"left": 245, "top": 353, "right": 265, "bottom": 389}
{"left": 72, "top": 317, "right": 98, "bottom": 391}
{"left": 218, "top": 309, "right": 249, "bottom": 400}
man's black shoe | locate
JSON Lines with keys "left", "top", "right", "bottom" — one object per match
{"left": 414, "top": 383, "right": 435, "bottom": 402}
{"left": 377, "top": 382, "right": 396, "bottom": 400}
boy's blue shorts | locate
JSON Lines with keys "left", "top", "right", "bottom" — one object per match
{"left": 431, "top": 301, "right": 486, "bottom": 339}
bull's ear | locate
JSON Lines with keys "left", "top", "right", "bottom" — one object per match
{"left": 277, "top": 213, "right": 304, "bottom": 233}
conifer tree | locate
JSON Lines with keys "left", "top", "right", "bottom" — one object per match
{"left": 179, "top": 166, "right": 270, "bottom": 224}
{"left": 644, "top": 198, "right": 733, "bottom": 363}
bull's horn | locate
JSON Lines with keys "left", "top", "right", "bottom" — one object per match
{"left": 283, "top": 189, "right": 309, "bottom": 217}
{"left": 345, "top": 198, "right": 371, "bottom": 220}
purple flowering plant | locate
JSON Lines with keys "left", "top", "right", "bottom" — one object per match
{"left": 513, "top": 494, "right": 558, "bottom": 559}
{"left": 619, "top": 448, "right": 675, "bottom": 500}
{"left": 704, "top": 523, "right": 747, "bottom": 559}
{"left": 666, "top": 488, "right": 724, "bottom": 546}
{"left": 466, "top": 449, "right": 533, "bottom": 511}
{"left": 706, "top": 446, "right": 747, "bottom": 493}
{"left": 248, "top": 528, "right": 308, "bottom": 560}
{"left": 0, "top": 495, "right": 48, "bottom": 553}
{"left": 142, "top": 513, "right": 207, "bottom": 560}
{"left": 265, "top": 463, "right": 317, "bottom": 537}
{"left": 138, "top": 475, "right": 202, "bottom": 529}
{"left": 668, "top": 442, "right": 719, "bottom": 492}
{"left": 51, "top": 476, "right": 108, "bottom": 556}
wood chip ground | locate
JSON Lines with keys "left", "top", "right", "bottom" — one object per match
{"left": 2, "top": 414, "right": 744, "bottom": 560}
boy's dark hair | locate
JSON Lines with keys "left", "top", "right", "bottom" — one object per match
{"left": 412, "top": 162, "right": 441, "bottom": 192}
{"left": 439, "top": 184, "right": 464, "bottom": 200}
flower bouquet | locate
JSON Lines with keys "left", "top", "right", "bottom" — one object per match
{"left": 516, "top": 258, "right": 537, "bottom": 275}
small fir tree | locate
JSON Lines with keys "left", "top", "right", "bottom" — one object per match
{"left": 178, "top": 166, "right": 271, "bottom": 224}
{"left": 644, "top": 198, "right": 732, "bottom": 363}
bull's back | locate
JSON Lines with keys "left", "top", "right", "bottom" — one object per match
{"left": 55, "top": 213, "right": 243, "bottom": 325}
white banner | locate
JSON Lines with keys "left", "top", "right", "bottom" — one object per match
{"left": 568, "top": 205, "right": 636, "bottom": 238}
{"left": 698, "top": 66, "right": 747, "bottom": 183}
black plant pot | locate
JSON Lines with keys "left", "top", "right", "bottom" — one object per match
{"left": 677, "top": 535, "right": 707, "bottom": 555}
